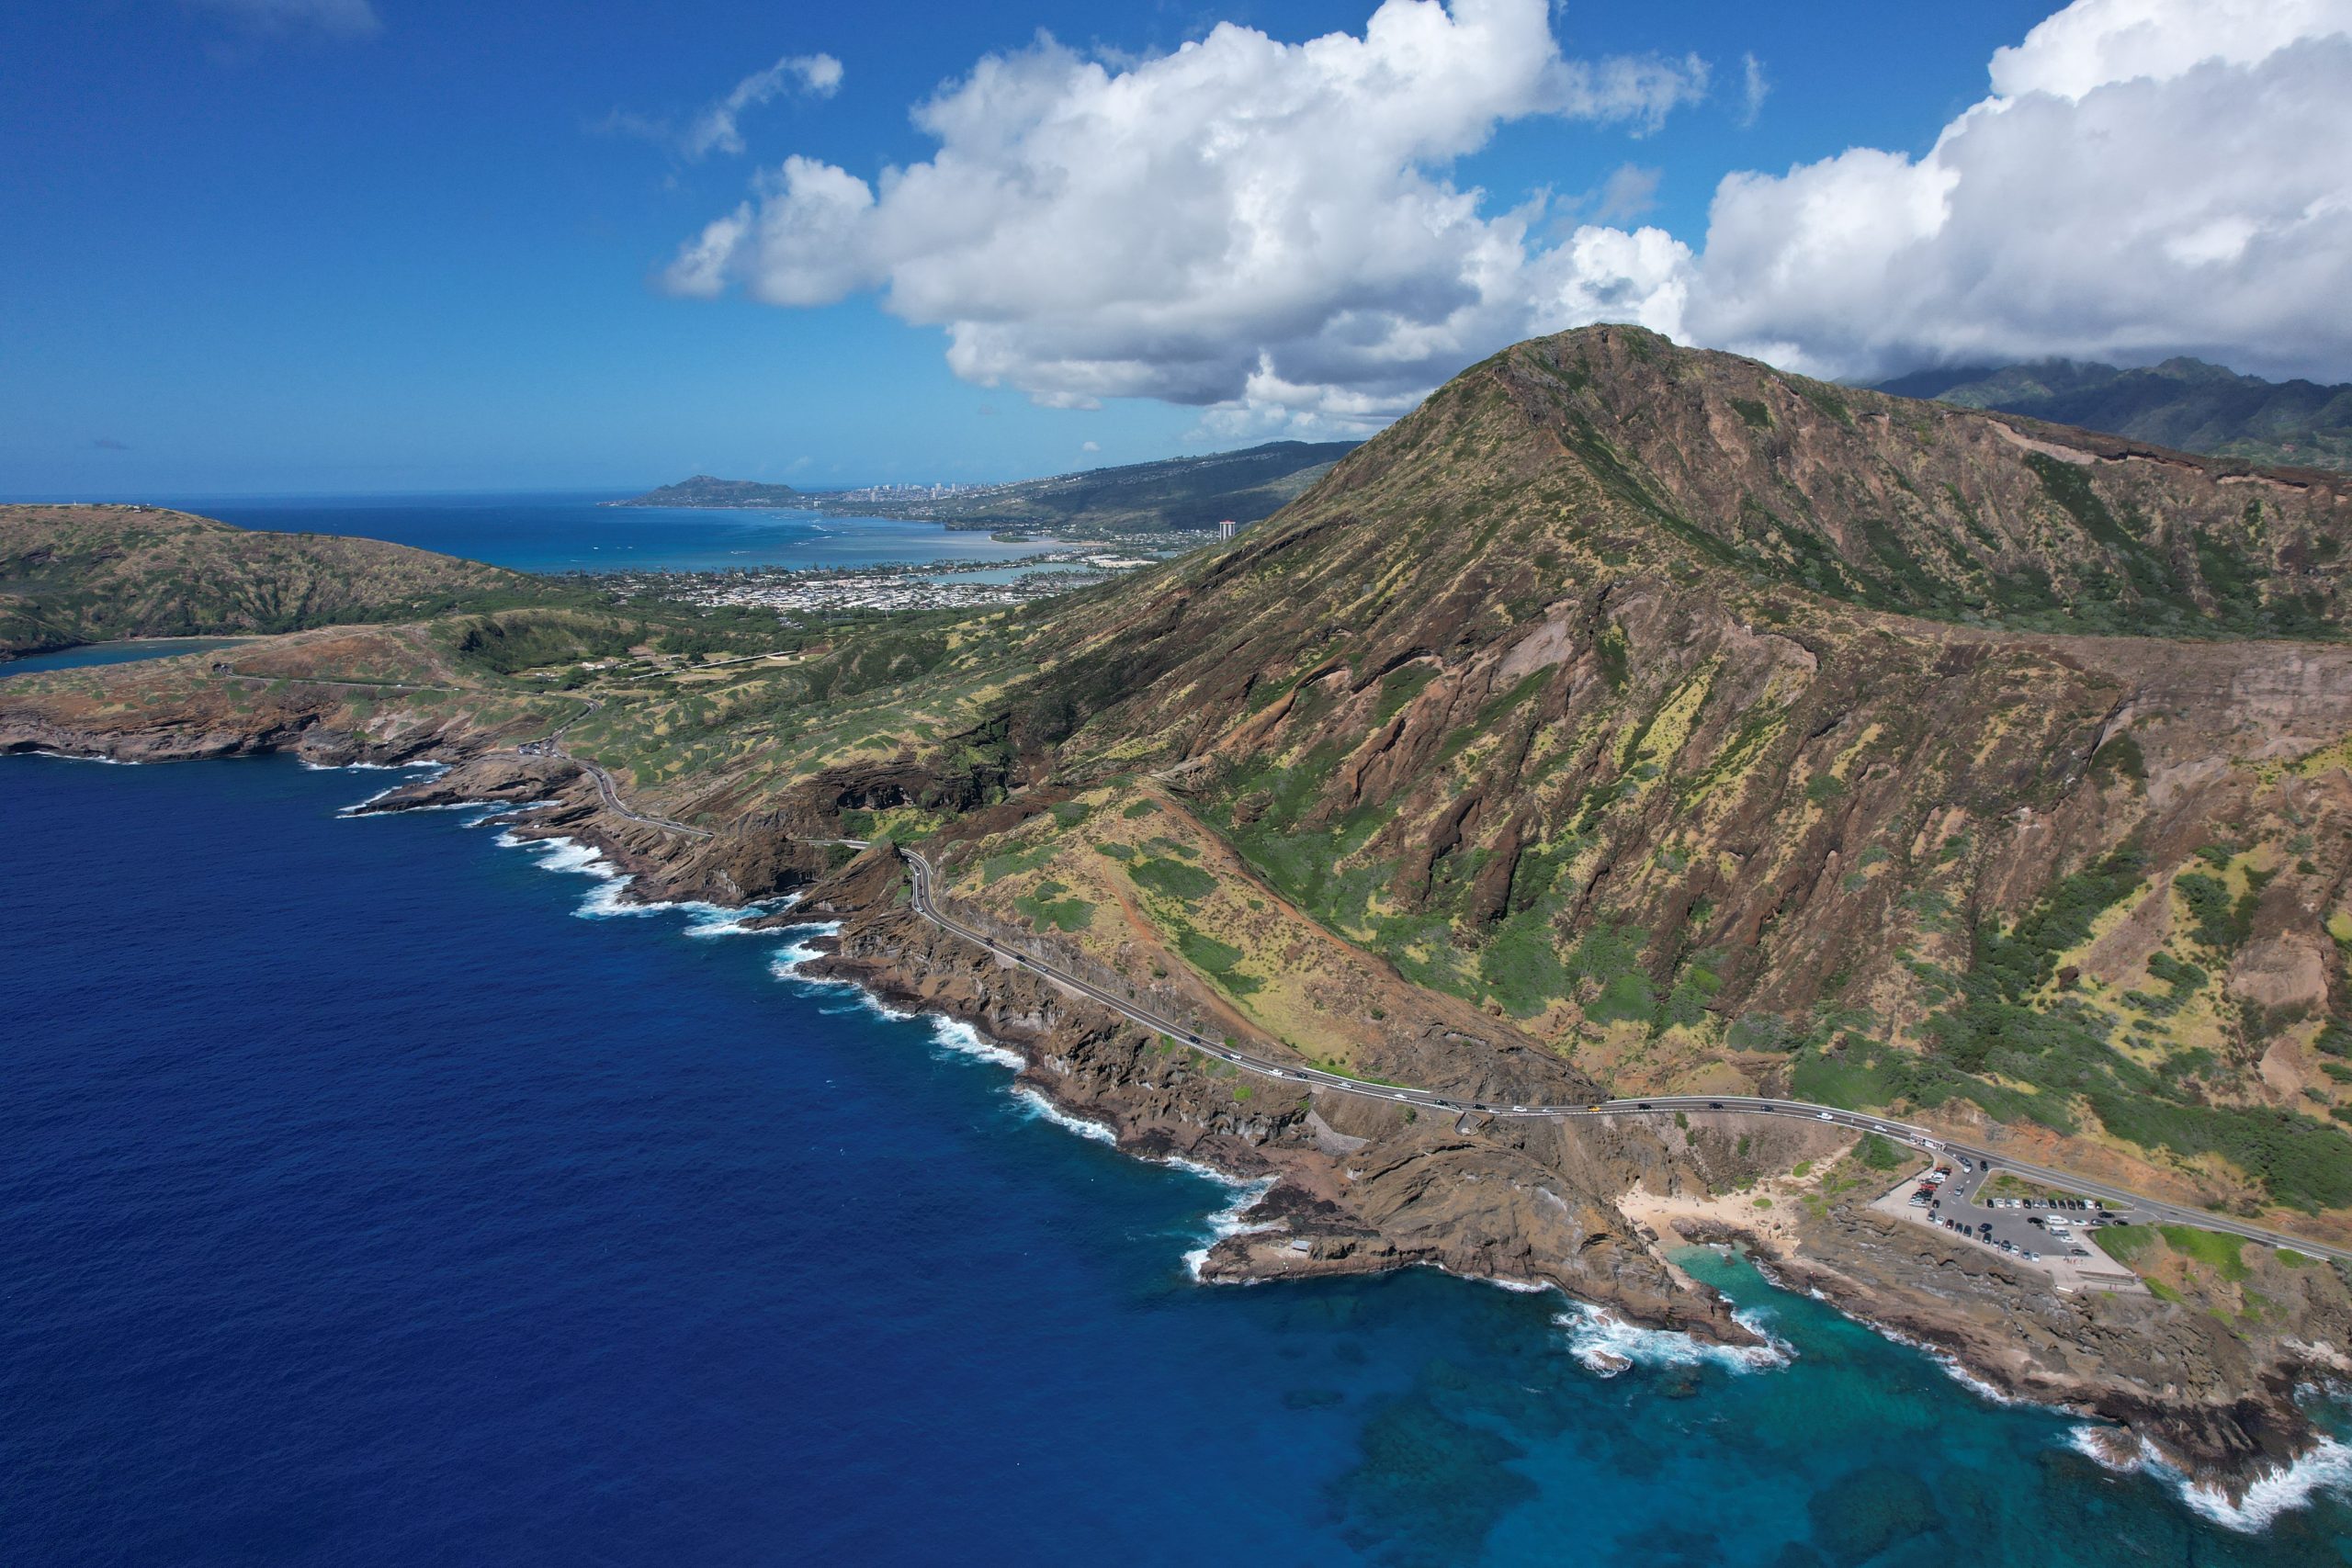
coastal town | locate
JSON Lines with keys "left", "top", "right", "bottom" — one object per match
{"left": 591, "top": 543, "right": 1173, "bottom": 619}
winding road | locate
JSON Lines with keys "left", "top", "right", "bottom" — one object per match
{"left": 893, "top": 845, "right": 2352, "bottom": 1267}
{"left": 532, "top": 735, "right": 2352, "bottom": 1268}
{"left": 521, "top": 698, "right": 714, "bottom": 840}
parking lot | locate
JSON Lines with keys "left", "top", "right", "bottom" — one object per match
{"left": 1871, "top": 1156, "right": 2148, "bottom": 1295}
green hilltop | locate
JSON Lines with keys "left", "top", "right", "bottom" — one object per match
{"left": 0, "top": 504, "right": 554, "bottom": 658}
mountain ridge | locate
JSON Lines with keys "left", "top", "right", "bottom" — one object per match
{"left": 977, "top": 326, "right": 2352, "bottom": 1213}
{"left": 13, "top": 326, "right": 2352, "bottom": 1492}
{"left": 613, "top": 440, "right": 1359, "bottom": 534}
{"left": 0, "top": 503, "right": 549, "bottom": 658}
{"left": 1875, "top": 356, "right": 2352, "bottom": 473}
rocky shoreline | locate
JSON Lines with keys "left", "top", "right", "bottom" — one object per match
{"left": 8, "top": 693, "right": 2352, "bottom": 1517}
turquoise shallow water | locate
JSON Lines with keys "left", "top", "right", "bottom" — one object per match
{"left": 5, "top": 678, "right": 2351, "bottom": 1562}
{"left": 164, "top": 491, "right": 1063, "bottom": 574}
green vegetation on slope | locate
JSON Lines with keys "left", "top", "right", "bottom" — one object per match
{"left": 1879, "top": 357, "right": 2352, "bottom": 472}
{"left": 1, "top": 504, "right": 555, "bottom": 657}
{"left": 25, "top": 324, "right": 2352, "bottom": 1238}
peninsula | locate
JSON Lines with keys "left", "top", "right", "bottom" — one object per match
{"left": 610, "top": 439, "right": 1359, "bottom": 535}
{"left": 12, "top": 325, "right": 2352, "bottom": 1507}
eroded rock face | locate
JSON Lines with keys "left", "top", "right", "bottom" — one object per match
{"left": 16, "top": 326, "right": 2352, "bottom": 1505}
{"left": 798, "top": 887, "right": 1752, "bottom": 1343}
{"left": 356, "top": 753, "right": 579, "bottom": 810}
{"left": 13, "top": 653, "right": 2352, "bottom": 1503}
{"left": 1679, "top": 1190, "right": 2352, "bottom": 1505}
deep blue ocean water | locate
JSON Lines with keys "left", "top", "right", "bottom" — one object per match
{"left": 0, "top": 637, "right": 249, "bottom": 679}
{"left": 165, "top": 492, "right": 1065, "bottom": 575}
{"left": 6, "top": 748, "right": 2352, "bottom": 1566}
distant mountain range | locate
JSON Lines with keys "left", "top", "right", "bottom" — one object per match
{"left": 1875, "top": 358, "right": 2352, "bottom": 470}
{"left": 612, "top": 440, "right": 1360, "bottom": 535}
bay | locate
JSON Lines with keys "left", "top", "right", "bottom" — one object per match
{"left": 164, "top": 491, "right": 1065, "bottom": 575}
{"left": 3, "top": 751, "right": 2347, "bottom": 1566}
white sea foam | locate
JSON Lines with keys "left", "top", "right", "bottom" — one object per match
{"left": 335, "top": 773, "right": 449, "bottom": 816}
{"left": 930, "top": 1017, "right": 1023, "bottom": 1069}
{"left": 826, "top": 989, "right": 917, "bottom": 1023}
{"left": 492, "top": 830, "right": 673, "bottom": 923}
{"left": 681, "top": 896, "right": 794, "bottom": 938}
{"left": 26, "top": 750, "right": 140, "bottom": 765}
{"left": 575, "top": 876, "right": 654, "bottom": 918}
{"left": 2067, "top": 1427, "right": 2352, "bottom": 1532}
{"left": 1181, "top": 1175, "right": 1281, "bottom": 1280}
{"left": 1848, "top": 1314, "right": 2028, "bottom": 1406}
{"left": 1012, "top": 1086, "right": 1118, "bottom": 1145}
{"left": 487, "top": 825, "right": 804, "bottom": 932}
{"left": 1156, "top": 1152, "right": 1251, "bottom": 1188}
{"left": 767, "top": 923, "right": 847, "bottom": 984}
{"left": 462, "top": 796, "right": 560, "bottom": 827}
{"left": 513, "top": 835, "right": 622, "bottom": 880}
{"left": 1555, "top": 1302, "right": 1792, "bottom": 1377}
{"left": 2065, "top": 1424, "right": 2147, "bottom": 1476}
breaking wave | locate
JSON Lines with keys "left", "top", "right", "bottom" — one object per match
{"left": 1012, "top": 1086, "right": 1117, "bottom": 1145}
{"left": 1181, "top": 1174, "right": 1280, "bottom": 1281}
{"left": 2066, "top": 1427, "right": 2352, "bottom": 1532}
{"left": 766, "top": 923, "right": 846, "bottom": 984}
{"left": 930, "top": 1017, "right": 1022, "bottom": 1070}
{"left": 683, "top": 893, "right": 798, "bottom": 938}
{"left": 1555, "top": 1302, "right": 1792, "bottom": 1377}
{"left": 27, "top": 750, "right": 141, "bottom": 765}
{"left": 1838, "top": 1309, "right": 2026, "bottom": 1406}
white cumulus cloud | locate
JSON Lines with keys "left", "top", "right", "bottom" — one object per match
{"left": 665, "top": 0, "right": 2352, "bottom": 431}
{"left": 665, "top": 0, "right": 1706, "bottom": 429}
{"left": 1681, "top": 0, "right": 2352, "bottom": 379}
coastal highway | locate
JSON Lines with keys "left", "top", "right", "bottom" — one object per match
{"left": 893, "top": 845, "right": 2352, "bottom": 1267}
{"left": 570, "top": 754, "right": 710, "bottom": 839}
{"left": 520, "top": 700, "right": 715, "bottom": 840}
{"left": 522, "top": 744, "right": 2352, "bottom": 1269}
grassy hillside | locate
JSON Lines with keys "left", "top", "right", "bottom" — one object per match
{"left": 23, "top": 329, "right": 2352, "bottom": 1231}
{"left": 896, "top": 440, "right": 1360, "bottom": 534}
{"left": 1878, "top": 358, "right": 2352, "bottom": 473}
{"left": 614, "top": 444, "right": 1356, "bottom": 534}
{"left": 807, "top": 441, "right": 1360, "bottom": 535}
{"left": 0, "top": 504, "right": 553, "bottom": 656}
{"left": 955, "top": 327, "right": 2352, "bottom": 1217}
{"left": 509, "top": 327, "right": 2352, "bottom": 1216}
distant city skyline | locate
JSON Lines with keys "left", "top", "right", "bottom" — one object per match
{"left": 5, "top": 0, "right": 2346, "bottom": 495}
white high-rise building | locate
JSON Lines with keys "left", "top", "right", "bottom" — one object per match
{"left": 1217, "top": 519, "right": 1237, "bottom": 541}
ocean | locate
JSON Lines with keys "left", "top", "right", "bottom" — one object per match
{"left": 164, "top": 491, "right": 1066, "bottom": 576}
{"left": 6, "top": 747, "right": 2350, "bottom": 1566}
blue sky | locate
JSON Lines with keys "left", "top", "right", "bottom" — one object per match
{"left": 5, "top": 0, "right": 2341, "bottom": 495}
